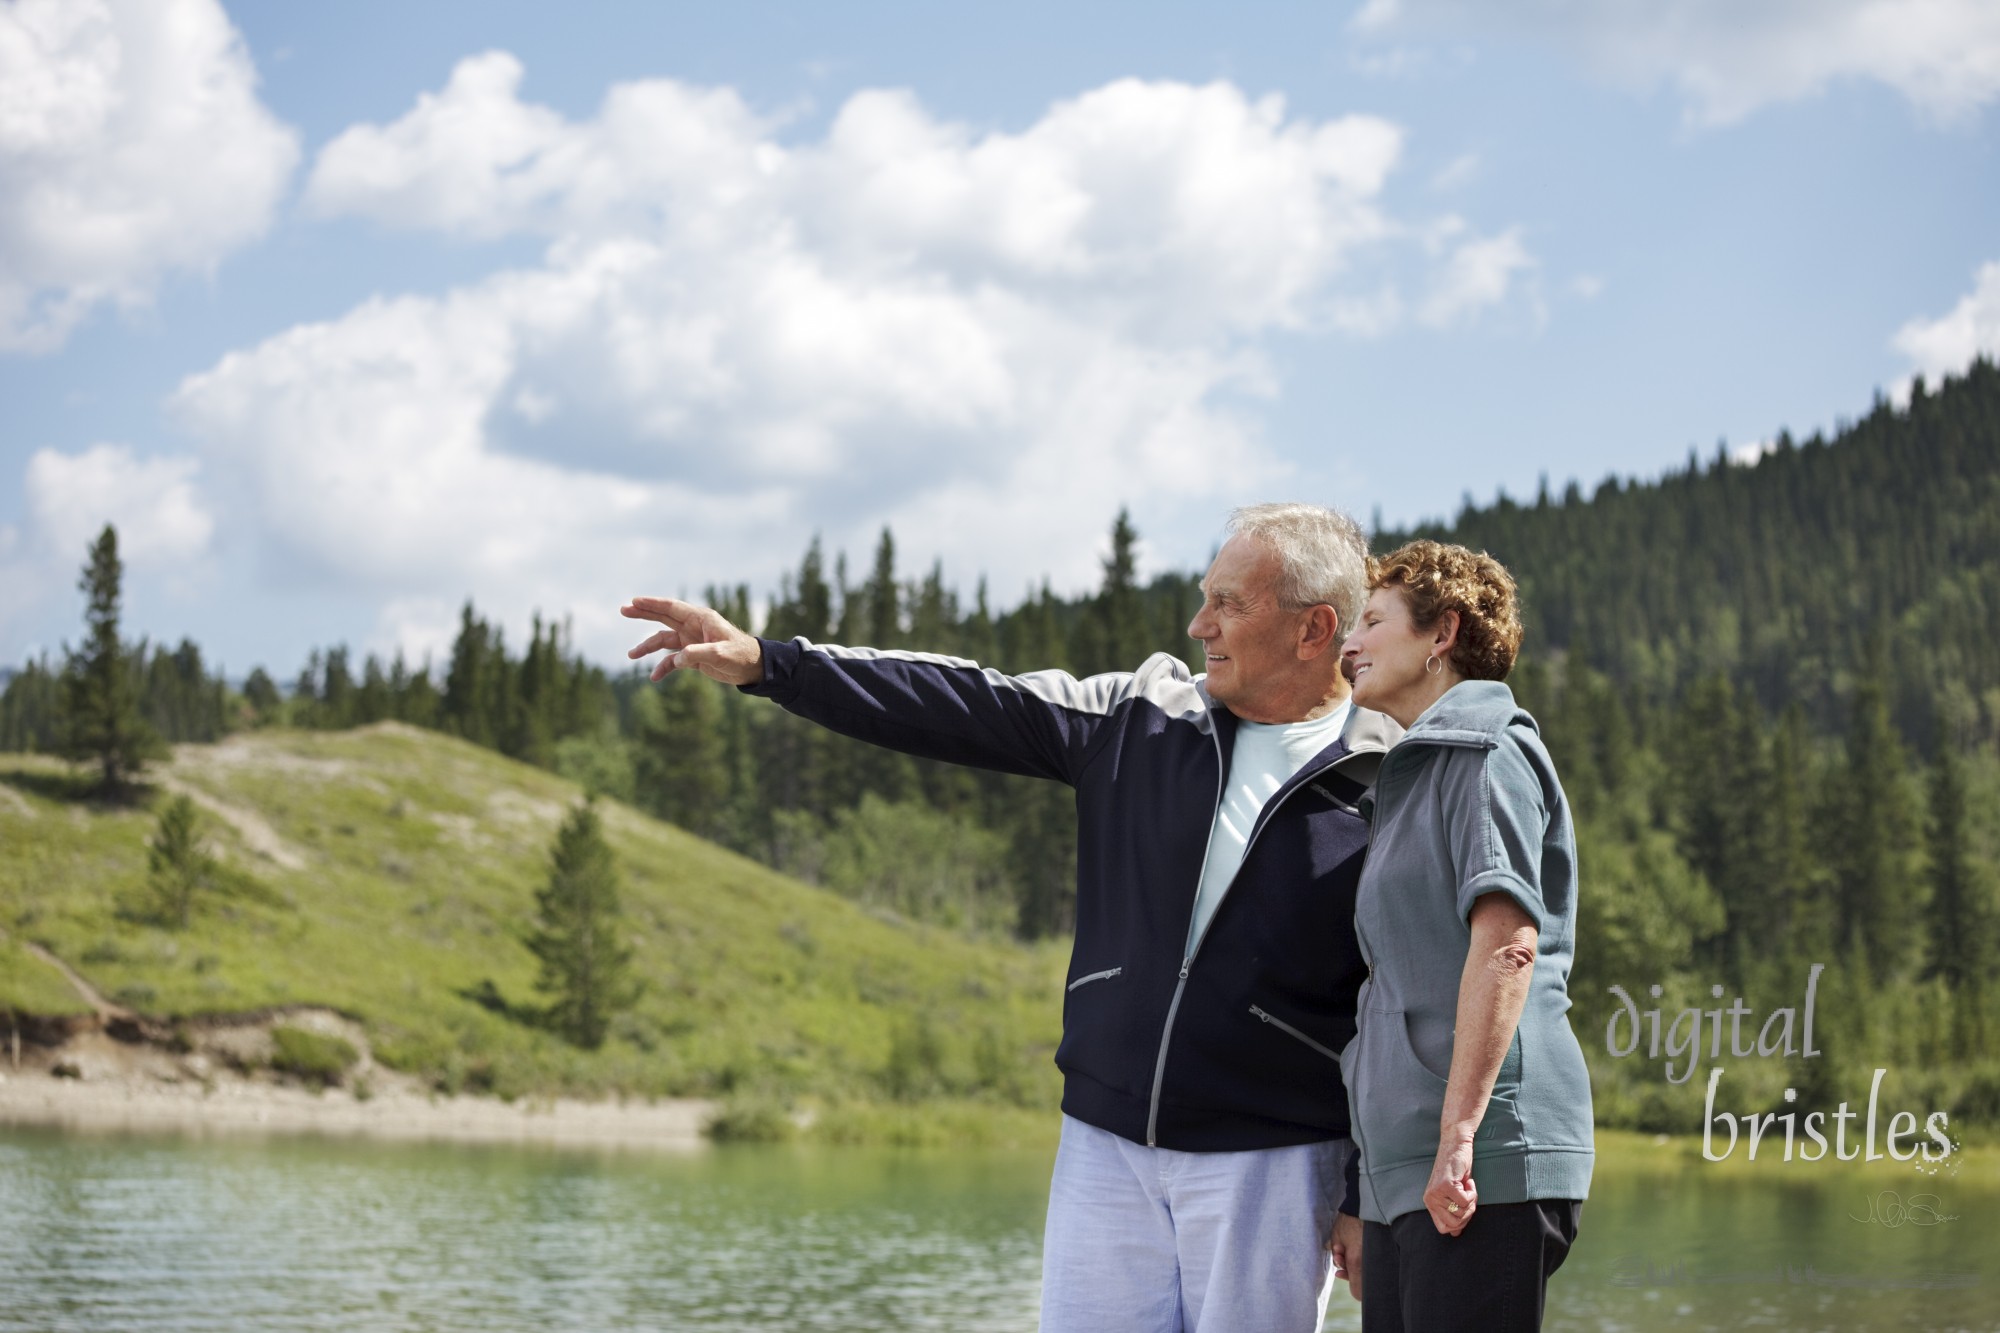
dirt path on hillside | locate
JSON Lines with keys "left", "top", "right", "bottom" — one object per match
{"left": 16, "top": 937, "right": 127, "bottom": 1020}
{"left": 157, "top": 770, "right": 308, "bottom": 871}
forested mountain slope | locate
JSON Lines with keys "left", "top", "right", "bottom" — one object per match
{"left": 1390, "top": 358, "right": 2000, "bottom": 746}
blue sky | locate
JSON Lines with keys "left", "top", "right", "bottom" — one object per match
{"left": 2, "top": 0, "right": 1997, "bottom": 676}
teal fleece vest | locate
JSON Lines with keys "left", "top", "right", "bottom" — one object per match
{"left": 1338, "top": 679, "right": 1595, "bottom": 1224}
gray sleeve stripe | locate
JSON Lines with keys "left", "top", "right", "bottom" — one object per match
{"left": 797, "top": 640, "right": 1210, "bottom": 725}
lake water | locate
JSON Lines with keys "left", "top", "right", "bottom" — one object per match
{"left": 2, "top": 1127, "right": 1996, "bottom": 1332}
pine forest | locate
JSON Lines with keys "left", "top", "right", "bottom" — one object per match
{"left": 5, "top": 358, "right": 1999, "bottom": 1137}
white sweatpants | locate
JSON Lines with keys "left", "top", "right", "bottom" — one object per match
{"left": 1038, "top": 1114, "right": 1352, "bottom": 1333}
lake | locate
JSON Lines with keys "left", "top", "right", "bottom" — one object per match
{"left": 2, "top": 1127, "right": 1995, "bottom": 1331}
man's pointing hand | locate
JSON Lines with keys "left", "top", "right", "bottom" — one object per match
{"left": 620, "top": 596, "right": 764, "bottom": 687}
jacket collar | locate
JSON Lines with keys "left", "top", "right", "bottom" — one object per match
{"left": 1194, "top": 682, "right": 1405, "bottom": 788}
{"left": 1319, "top": 703, "right": 1402, "bottom": 786}
{"left": 1397, "top": 679, "right": 1533, "bottom": 751}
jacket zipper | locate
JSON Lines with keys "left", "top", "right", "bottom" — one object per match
{"left": 1144, "top": 721, "right": 1361, "bottom": 1146}
{"left": 1249, "top": 1004, "right": 1341, "bottom": 1061}
{"left": 1067, "top": 967, "right": 1122, "bottom": 992}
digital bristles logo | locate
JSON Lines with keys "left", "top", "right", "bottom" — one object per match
{"left": 1603, "top": 963, "right": 1960, "bottom": 1165}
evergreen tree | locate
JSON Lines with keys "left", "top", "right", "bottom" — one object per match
{"left": 356, "top": 654, "right": 393, "bottom": 724}
{"left": 526, "top": 800, "right": 641, "bottom": 1050}
{"left": 143, "top": 638, "right": 226, "bottom": 742}
{"left": 513, "top": 614, "right": 562, "bottom": 763}
{"left": 1763, "top": 704, "right": 1820, "bottom": 956}
{"left": 908, "top": 559, "right": 956, "bottom": 650}
{"left": 442, "top": 603, "right": 506, "bottom": 748}
{"left": 294, "top": 650, "right": 322, "bottom": 727}
{"left": 1679, "top": 676, "right": 1788, "bottom": 979}
{"left": 399, "top": 656, "right": 442, "bottom": 729}
{"left": 848, "top": 528, "right": 914, "bottom": 802}
{"left": 758, "top": 540, "right": 840, "bottom": 824}
{"left": 60, "top": 525, "right": 165, "bottom": 791}
{"left": 242, "top": 667, "right": 281, "bottom": 727}
{"left": 147, "top": 793, "right": 215, "bottom": 929}
{"left": 1075, "top": 509, "right": 1149, "bottom": 675}
{"left": 998, "top": 575, "right": 1079, "bottom": 937}
{"left": 0, "top": 656, "right": 62, "bottom": 753}
{"left": 833, "top": 551, "right": 862, "bottom": 643}
{"left": 635, "top": 674, "right": 733, "bottom": 842}
{"left": 1104, "top": 508, "right": 1151, "bottom": 665}
{"left": 962, "top": 579, "right": 999, "bottom": 667}
{"left": 320, "top": 646, "right": 356, "bottom": 729}
{"left": 765, "top": 536, "right": 835, "bottom": 642}
{"left": 1010, "top": 781, "right": 1078, "bottom": 940}
{"left": 864, "top": 527, "right": 901, "bottom": 648}
{"left": 1924, "top": 742, "right": 1988, "bottom": 1054}
{"left": 1830, "top": 661, "right": 1921, "bottom": 984}
{"left": 1001, "top": 580, "right": 1069, "bottom": 676}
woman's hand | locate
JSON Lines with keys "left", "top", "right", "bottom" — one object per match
{"left": 1424, "top": 1136, "right": 1477, "bottom": 1235}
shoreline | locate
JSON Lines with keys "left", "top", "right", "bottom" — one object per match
{"left": 0, "top": 1065, "right": 715, "bottom": 1152}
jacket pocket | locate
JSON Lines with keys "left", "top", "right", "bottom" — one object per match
{"left": 1248, "top": 1004, "right": 1341, "bottom": 1062}
{"left": 1347, "top": 1007, "right": 1451, "bottom": 1170}
{"left": 1066, "top": 966, "right": 1123, "bottom": 992}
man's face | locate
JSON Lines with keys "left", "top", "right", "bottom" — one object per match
{"left": 1187, "top": 535, "right": 1303, "bottom": 715}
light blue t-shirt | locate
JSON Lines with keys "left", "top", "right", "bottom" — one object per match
{"left": 1186, "top": 701, "right": 1352, "bottom": 953}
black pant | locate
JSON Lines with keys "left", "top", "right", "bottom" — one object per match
{"left": 1362, "top": 1199, "right": 1581, "bottom": 1332}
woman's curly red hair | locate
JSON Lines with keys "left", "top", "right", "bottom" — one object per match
{"left": 1368, "top": 540, "right": 1523, "bottom": 681}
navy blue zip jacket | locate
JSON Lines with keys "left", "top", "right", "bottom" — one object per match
{"left": 747, "top": 636, "right": 1402, "bottom": 1157}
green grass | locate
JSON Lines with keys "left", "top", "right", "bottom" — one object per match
{"left": 0, "top": 935, "right": 91, "bottom": 1017}
{"left": 1591, "top": 1127, "right": 2000, "bottom": 1186}
{"left": 269, "top": 1025, "right": 360, "bottom": 1088}
{"left": 0, "top": 726, "right": 1068, "bottom": 1134}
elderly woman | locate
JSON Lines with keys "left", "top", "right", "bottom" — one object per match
{"left": 1336, "top": 540, "right": 1592, "bottom": 1332}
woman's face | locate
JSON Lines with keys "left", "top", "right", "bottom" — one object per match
{"left": 1344, "top": 586, "right": 1446, "bottom": 722}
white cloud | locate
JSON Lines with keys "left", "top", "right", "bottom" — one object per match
{"left": 177, "top": 60, "right": 1531, "bottom": 662}
{"left": 1420, "top": 226, "right": 1536, "bottom": 328}
{"left": 1429, "top": 154, "right": 1480, "bottom": 191}
{"left": 1356, "top": 0, "right": 2000, "bottom": 124}
{"left": 0, "top": 443, "right": 215, "bottom": 633}
{"left": 309, "top": 65, "right": 1411, "bottom": 340}
{"left": 1891, "top": 260, "right": 2000, "bottom": 401}
{"left": 22, "top": 443, "right": 214, "bottom": 565}
{"left": 1353, "top": 0, "right": 1403, "bottom": 31}
{"left": 305, "top": 51, "right": 772, "bottom": 243}
{"left": 0, "top": 0, "right": 298, "bottom": 352}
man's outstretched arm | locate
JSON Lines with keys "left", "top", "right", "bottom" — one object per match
{"left": 621, "top": 594, "right": 1134, "bottom": 786}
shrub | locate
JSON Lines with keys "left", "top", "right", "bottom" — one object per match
{"left": 705, "top": 1097, "right": 796, "bottom": 1143}
{"left": 881, "top": 1013, "right": 946, "bottom": 1101}
{"left": 270, "top": 1025, "right": 359, "bottom": 1089}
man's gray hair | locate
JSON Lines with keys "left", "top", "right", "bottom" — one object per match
{"left": 1225, "top": 502, "right": 1370, "bottom": 648}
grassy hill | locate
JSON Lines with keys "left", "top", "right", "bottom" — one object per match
{"left": 0, "top": 724, "right": 1068, "bottom": 1142}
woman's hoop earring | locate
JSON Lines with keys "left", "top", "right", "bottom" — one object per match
{"left": 1425, "top": 653, "right": 1442, "bottom": 676}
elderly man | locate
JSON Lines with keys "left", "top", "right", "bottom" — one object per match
{"left": 622, "top": 503, "right": 1398, "bottom": 1333}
